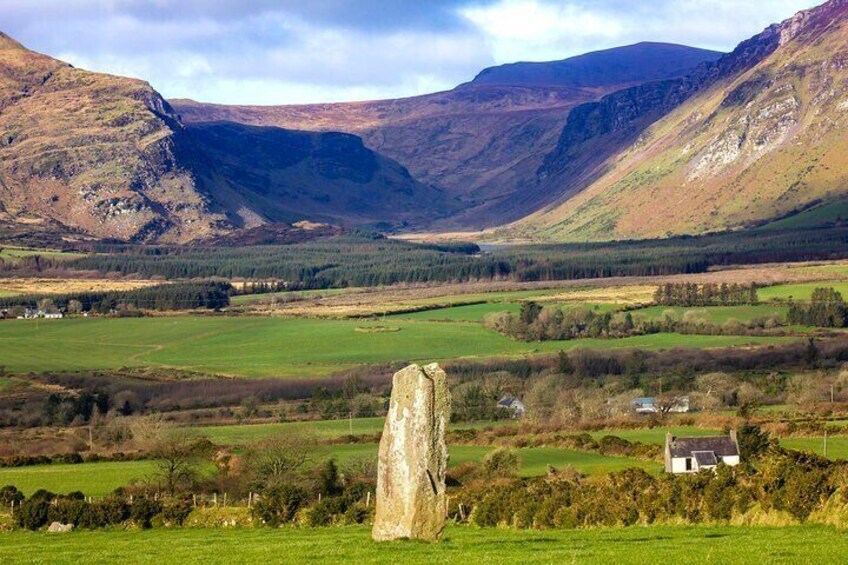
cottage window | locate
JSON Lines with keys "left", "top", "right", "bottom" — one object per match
{"left": 685, "top": 458, "right": 692, "bottom": 471}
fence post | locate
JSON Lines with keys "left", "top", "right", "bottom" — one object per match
{"left": 366, "top": 491, "right": 371, "bottom": 507}
{"left": 214, "top": 493, "right": 217, "bottom": 507}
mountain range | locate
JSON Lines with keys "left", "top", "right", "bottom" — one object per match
{"left": 1, "top": 0, "right": 846, "bottom": 244}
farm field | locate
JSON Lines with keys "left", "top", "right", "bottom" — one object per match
{"left": 0, "top": 446, "right": 657, "bottom": 496}
{"left": 0, "top": 246, "right": 86, "bottom": 262}
{"left": 0, "top": 277, "right": 165, "bottom": 296}
{"left": 1, "top": 524, "right": 846, "bottom": 564}
{"left": 0, "top": 460, "right": 162, "bottom": 497}
{"left": 759, "top": 282, "right": 848, "bottom": 302}
{"left": 394, "top": 302, "right": 623, "bottom": 322}
{"left": 779, "top": 437, "right": 848, "bottom": 460}
{"left": 193, "top": 418, "right": 516, "bottom": 445}
{"left": 0, "top": 317, "right": 794, "bottom": 378}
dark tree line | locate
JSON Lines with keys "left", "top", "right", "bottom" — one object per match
{"left": 788, "top": 288, "right": 847, "bottom": 327}
{"left": 60, "top": 225, "right": 848, "bottom": 289}
{"left": 0, "top": 282, "right": 231, "bottom": 313}
{"left": 653, "top": 283, "right": 758, "bottom": 306}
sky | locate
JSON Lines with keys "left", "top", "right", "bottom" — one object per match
{"left": 0, "top": 0, "right": 817, "bottom": 105}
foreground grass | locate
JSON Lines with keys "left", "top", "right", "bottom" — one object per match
{"left": 1, "top": 524, "right": 846, "bottom": 564}
{"left": 0, "top": 317, "right": 793, "bottom": 378}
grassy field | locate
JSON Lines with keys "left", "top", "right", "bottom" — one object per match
{"left": 628, "top": 305, "right": 788, "bottom": 324}
{"left": 0, "top": 246, "right": 86, "bottom": 262}
{"left": 1, "top": 524, "right": 846, "bottom": 564}
{"left": 229, "top": 288, "right": 355, "bottom": 306}
{"left": 0, "top": 460, "right": 161, "bottom": 496}
{"left": 193, "top": 418, "right": 517, "bottom": 445}
{"left": 0, "top": 445, "right": 656, "bottom": 496}
{"left": 779, "top": 437, "right": 848, "bottom": 460}
{"left": 587, "top": 426, "right": 720, "bottom": 444}
{"left": 0, "top": 317, "right": 794, "bottom": 378}
{"left": 759, "top": 282, "right": 848, "bottom": 302}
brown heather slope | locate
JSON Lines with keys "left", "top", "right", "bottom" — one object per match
{"left": 0, "top": 33, "right": 449, "bottom": 242}
{"left": 509, "top": 0, "right": 848, "bottom": 242}
{"left": 173, "top": 43, "right": 722, "bottom": 229}
{"left": 0, "top": 31, "right": 230, "bottom": 243}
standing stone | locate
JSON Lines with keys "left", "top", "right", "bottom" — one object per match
{"left": 372, "top": 363, "right": 451, "bottom": 542}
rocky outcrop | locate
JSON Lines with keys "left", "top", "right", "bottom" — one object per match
{"left": 373, "top": 363, "right": 451, "bottom": 542}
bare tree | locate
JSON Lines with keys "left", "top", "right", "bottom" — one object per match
{"left": 243, "top": 432, "right": 316, "bottom": 490}
{"left": 144, "top": 429, "right": 214, "bottom": 494}
{"left": 652, "top": 393, "right": 689, "bottom": 421}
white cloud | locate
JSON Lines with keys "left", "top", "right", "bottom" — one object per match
{"left": 0, "top": 0, "right": 821, "bottom": 104}
{"left": 461, "top": 1, "right": 624, "bottom": 62}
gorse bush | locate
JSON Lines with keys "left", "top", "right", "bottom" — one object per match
{"left": 463, "top": 447, "right": 841, "bottom": 529}
{"left": 251, "top": 484, "right": 308, "bottom": 527}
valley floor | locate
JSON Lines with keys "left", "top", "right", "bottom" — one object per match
{"left": 1, "top": 524, "right": 845, "bottom": 564}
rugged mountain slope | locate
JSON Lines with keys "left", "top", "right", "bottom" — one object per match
{"left": 511, "top": 0, "right": 848, "bottom": 241}
{"left": 0, "top": 33, "right": 444, "bottom": 241}
{"left": 183, "top": 122, "right": 453, "bottom": 228}
{"left": 0, "top": 31, "right": 229, "bottom": 242}
{"left": 173, "top": 43, "right": 722, "bottom": 229}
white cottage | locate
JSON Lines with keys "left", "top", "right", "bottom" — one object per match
{"left": 664, "top": 431, "right": 740, "bottom": 474}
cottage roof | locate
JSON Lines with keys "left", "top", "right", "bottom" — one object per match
{"left": 692, "top": 451, "right": 718, "bottom": 466}
{"left": 667, "top": 436, "right": 739, "bottom": 459}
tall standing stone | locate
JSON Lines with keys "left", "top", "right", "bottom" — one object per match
{"left": 372, "top": 363, "right": 451, "bottom": 542}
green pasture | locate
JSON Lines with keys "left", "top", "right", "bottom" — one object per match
{"left": 194, "top": 418, "right": 516, "bottom": 445}
{"left": 394, "top": 302, "right": 621, "bottom": 322}
{"left": 759, "top": 282, "right": 848, "bottom": 302}
{"left": 2, "top": 525, "right": 847, "bottom": 564}
{"left": 779, "top": 437, "right": 848, "bottom": 460}
{"left": 0, "top": 317, "right": 794, "bottom": 378}
{"left": 587, "top": 426, "right": 720, "bottom": 445}
{"left": 0, "top": 246, "right": 86, "bottom": 263}
{"left": 0, "top": 445, "right": 656, "bottom": 497}
{"left": 0, "top": 460, "right": 161, "bottom": 497}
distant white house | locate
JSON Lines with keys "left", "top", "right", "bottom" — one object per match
{"left": 21, "top": 308, "right": 64, "bottom": 319}
{"left": 632, "top": 396, "right": 690, "bottom": 414}
{"left": 497, "top": 397, "right": 526, "bottom": 419}
{"left": 664, "top": 431, "right": 741, "bottom": 474}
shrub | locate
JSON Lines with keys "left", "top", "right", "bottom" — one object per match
{"left": 483, "top": 448, "right": 520, "bottom": 478}
{"left": 14, "top": 499, "right": 50, "bottom": 530}
{"left": 252, "top": 484, "right": 308, "bottom": 527}
{"left": 48, "top": 499, "right": 90, "bottom": 526}
{"left": 0, "top": 485, "right": 24, "bottom": 506}
{"left": 130, "top": 498, "right": 163, "bottom": 529}
{"left": 160, "top": 498, "right": 193, "bottom": 526}
{"left": 28, "top": 489, "right": 56, "bottom": 502}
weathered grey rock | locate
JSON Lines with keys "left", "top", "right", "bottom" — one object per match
{"left": 372, "top": 363, "right": 451, "bottom": 542}
{"left": 47, "top": 522, "right": 74, "bottom": 533}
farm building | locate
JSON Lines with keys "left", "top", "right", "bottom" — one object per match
{"left": 497, "top": 397, "right": 526, "bottom": 419}
{"left": 632, "top": 396, "right": 690, "bottom": 414}
{"left": 664, "top": 431, "right": 740, "bottom": 474}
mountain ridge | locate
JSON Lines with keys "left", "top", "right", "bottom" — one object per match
{"left": 507, "top": 0, "right": 848, "bottom": 241}
{"left": 173, "top": 43, "right": 722, "bottom": 230}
